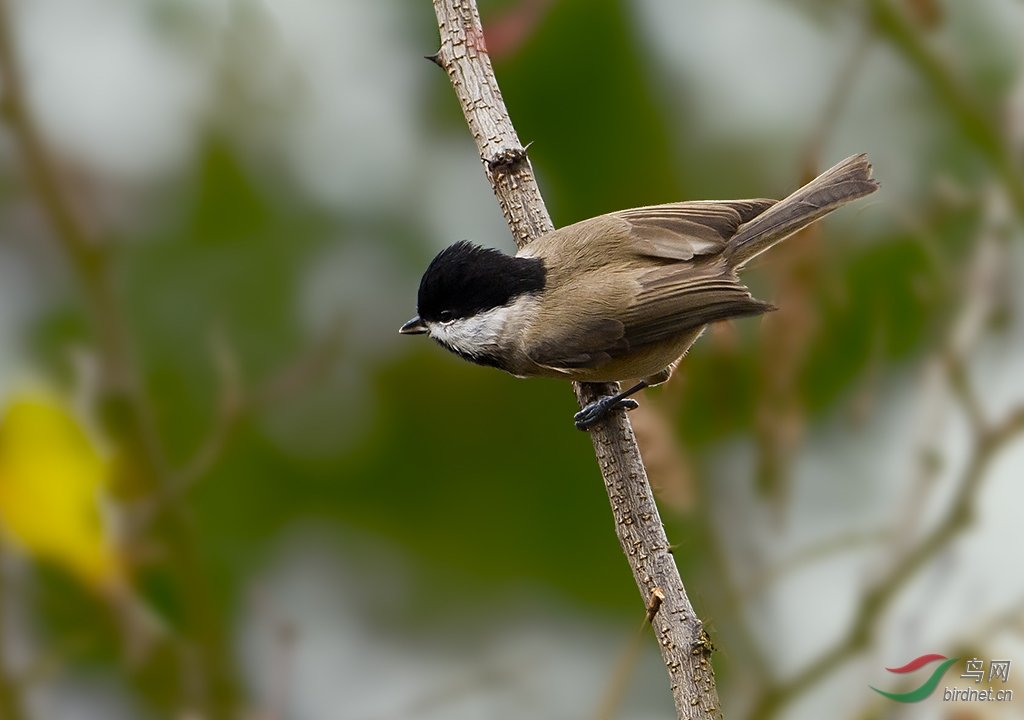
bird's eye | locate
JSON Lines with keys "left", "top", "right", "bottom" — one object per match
{"left": 439, "top": 310, "right": 454, "bottom": 322}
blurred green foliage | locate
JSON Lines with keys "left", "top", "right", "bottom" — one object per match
{"left": 24, "top": 0, "right": 910, "bottom": 670}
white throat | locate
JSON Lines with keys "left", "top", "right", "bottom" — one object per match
{"left": 427, "top": 304, "right": 516, "bottom": 360}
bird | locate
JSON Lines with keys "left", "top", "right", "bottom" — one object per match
{"left": 400, "top": 154, "right": 878, "bottom": 430}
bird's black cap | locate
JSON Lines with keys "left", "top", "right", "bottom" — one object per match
{"left": 417, "top": 241, "right": 546, "bottom": 322}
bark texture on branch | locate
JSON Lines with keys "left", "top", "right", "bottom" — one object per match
{"left": 430, "top": 3, "right": 721, "bottom": 718}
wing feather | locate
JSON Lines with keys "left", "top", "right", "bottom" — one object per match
{"left": 526, "top": 271, "right": 773, "bottom": 370}
{"left": 523, "top": 199, "right": 778, "bottom": 371}
{"left": 527, "top": 317, "right": 628, "bottom": 370}
{"left": 615, "top": 199, "right": 776, "bottom": 261}
{"left": 620, "top": 271, "right": 774, "bottom": 349}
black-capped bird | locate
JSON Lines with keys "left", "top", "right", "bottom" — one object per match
{"left": 401, "top": 154, "right": 878, "bottom": 429}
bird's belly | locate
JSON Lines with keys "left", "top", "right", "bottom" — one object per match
{"left": 529, "top": 327, "right": 705, "bottom": 384}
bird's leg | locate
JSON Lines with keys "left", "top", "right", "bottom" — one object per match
{"left": 574, "top": 381, "right": 648, "bottom": 431}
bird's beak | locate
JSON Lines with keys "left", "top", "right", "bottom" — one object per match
{"left": 399, "top": 316, "right": 428, "bottom": 335}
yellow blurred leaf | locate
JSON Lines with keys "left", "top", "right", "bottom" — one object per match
{"left": 0, "top": 396, "right": 118, "bottom": 587}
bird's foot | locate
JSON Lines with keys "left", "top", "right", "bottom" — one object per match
{"left": 574, "top": 396, "right": 640, "bottom": 431}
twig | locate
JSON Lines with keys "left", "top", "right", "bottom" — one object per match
{"left": 127, "top": 319, "right": 346, "bottom": 539}
{"left": 429, "top": 2, "right": 721, "bottom": 718}
{"left": 886, "top": 356, "right": 948, "bottom": 563}
{"left": 0, "top": 0, "right": 168, "bottom": 481}
{"left": 0, "top": 0, "right": 144, "bottom": 422}
{"left": 168, "top": 324, "right": 246, "bottom": 496}
{"left": 881, "top": 190, "right": 988, "bottom": 561}
{"left": 891, "top": 188, "right": 1007, "bottom": 556}
{"left": 176, "top": 318, "right": 344, "bottom": 494}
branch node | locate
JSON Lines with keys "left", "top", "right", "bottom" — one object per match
{"left": 486, "top": 146, "right": 530, "bottom": 175}
{"left": 646, "top": 587, "right": 666, "bottom": 624}
{"left": 691, "top": 629, "right": 716, "bottom": 657}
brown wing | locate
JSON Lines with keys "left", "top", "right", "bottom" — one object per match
{"left": 524, "top": 199, "right": 778, "bottom": 371}
{"left": 526, "top": 269, "right": 773, "bottom": 370}
{"left": 526, "top": 316, "right": 630, "bottom": 370}
{"left": 614, "top": 199, "right": 776, "bottom": 261}
{"left": 617, "top": 268, "right": 774, "bottom": 351}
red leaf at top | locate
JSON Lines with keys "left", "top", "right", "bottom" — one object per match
{"left": 483, "top": 0, "right": 556, "bottom": 60}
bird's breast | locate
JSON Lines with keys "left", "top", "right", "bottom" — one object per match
{"left": 428, "top": 297, "right": 540, "bottom": 373}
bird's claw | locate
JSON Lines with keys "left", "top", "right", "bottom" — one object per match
{"left": 574, "top": 397, "right": 640, "bottom": 431}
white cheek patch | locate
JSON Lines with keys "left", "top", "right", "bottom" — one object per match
{"left": 428, "top": 305, "right": 515, "bottom": 358}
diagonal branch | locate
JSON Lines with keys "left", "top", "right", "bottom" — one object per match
{"left": 0, "top": 0, "right": 134, "bottom": 391}
{"left": 429, "top": 3, "right": 720, "bottom": 718}
{"left": 746, "top": 403, "right": 1024, "bottom": 720}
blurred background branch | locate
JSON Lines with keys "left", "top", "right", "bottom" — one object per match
{"left": 746, "top": 187, "right": 1024, "bottom": 720}
{"left": 869, "top": 0, "right": 1024, "bottom": 214}
{"left": 0, "top": 0, "right": 240, "bottom": 715}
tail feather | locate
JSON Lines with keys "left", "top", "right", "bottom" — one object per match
{"left": 725, "top": 154, "right": 879, "bottom": 268}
